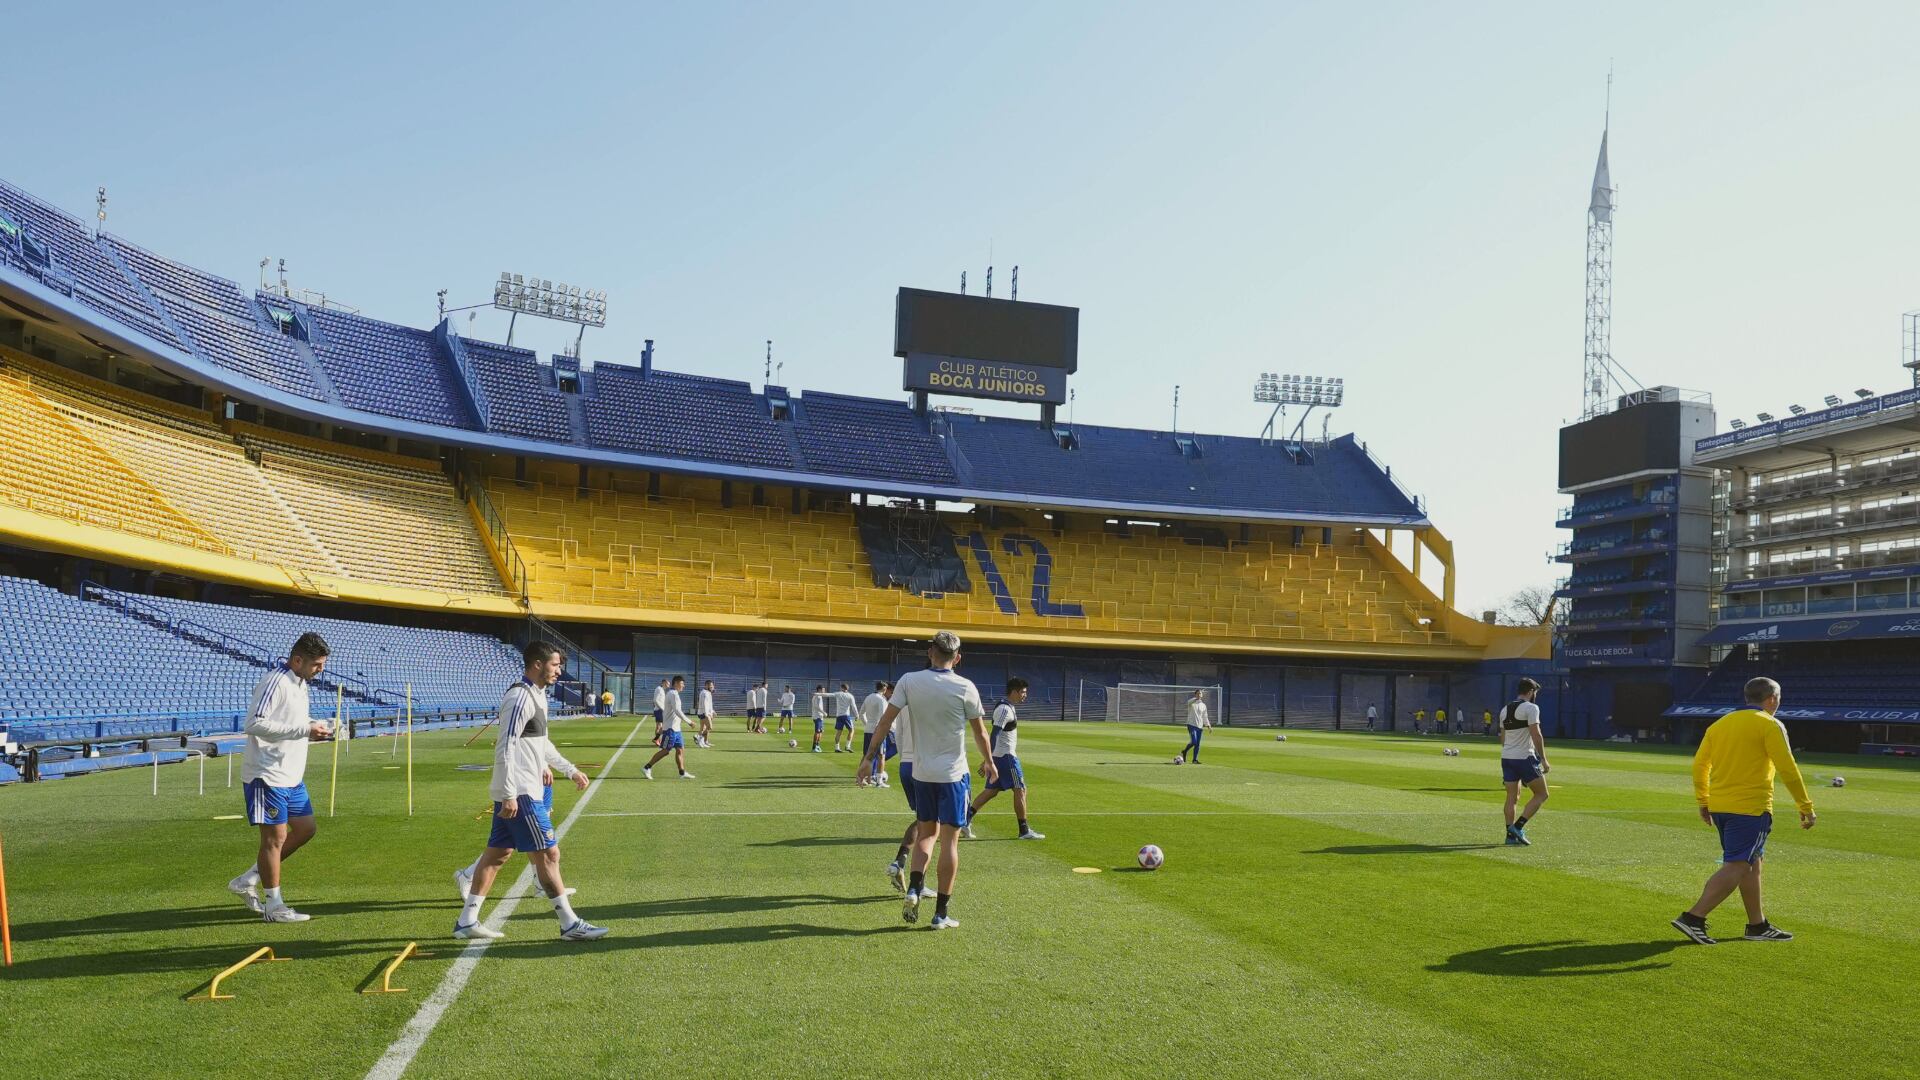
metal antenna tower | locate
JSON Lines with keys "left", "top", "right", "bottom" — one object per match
{"left": 1582, "top": 69, "right": 1617, "bottom": 421}
{"left": 765, "top": 339, "right": 773, "bottom": 382}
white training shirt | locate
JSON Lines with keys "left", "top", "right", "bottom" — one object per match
{"left": 1186, "top": 699, "right": 1210, "bottom": 728}
{"left": 664, "top": 689, "right": 687, "bottom": 732}
{"left": 861, "top": 692, "right": 888, "bottom": 733}
{"left": 491, "top": 679, "right": 576, "bottom": 802}
{"left": 697, "top": 688, "right": 714, "bottom": 718}
{"left": 241, "top": 663, "right": 314, "bottom": 788}
{"left": 811, "top": 692, "right": 827, "bottom": 718}
{"left": 652, "top": 684, "right": 667, "bottom": 712}
{"left": 893, "top": 703, "right": 914, "bottom": 764}
{"left": 1500, "top": 700, "right": 1542, "bottom": 759}
{"left": 753, "top": 686, "right": 767, "bottom": 710}
{"left": 889, "top": 667, "right": 983, "bottom": 783}
{"left": 780, "top": 690, "right": 795, "bottom": 711}
{"left": 991, "top": 701, "right": 1018, "bottom": 758}
{"left": 836, "top": 690, "right": 857, "bottom": 717}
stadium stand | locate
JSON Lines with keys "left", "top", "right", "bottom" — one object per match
{"left": 0, "top": 179, "right": 183, "bottom": 351}
{"left": 461, "top": 337, "right": 575, "bottom": 442}
{"left": 585, "top": 364, "right": 794, "bottom": 469}
{"left": 304, "top": 306, "right": 473, "bottom": 427}
{"left": 104, "top": 236, "right": 327, "bottom": 400}
{"left": 795, "top": 392, "right": 955, "bottom": 483}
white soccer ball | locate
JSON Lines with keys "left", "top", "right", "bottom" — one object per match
{"left": 1172, "top": 756, "right": 1184, "bottom": 765}
{"left": 1831, "top": 776, "right": 1846, "bottom": 788}
{"left": 788, "top": 739, "right": 798, "bottom": 748}
{"left": 1274, "top": 733, "right": 1287, "bottom": 741}
{"left": 1137, "top": 844, "right": 1164, "bottom": 870}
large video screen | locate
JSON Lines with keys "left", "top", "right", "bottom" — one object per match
{"left": 894, "top": 288, "right": 1079, "bottom": 372}
{"left": 1558, "top": 402, "right": 1682, "bottom": 488}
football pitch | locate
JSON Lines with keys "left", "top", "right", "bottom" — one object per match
{"left": 1, "top": 719, "right": 1914, "bottom": 1079}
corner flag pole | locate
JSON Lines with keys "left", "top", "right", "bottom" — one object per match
{"left": 329, "top": 684, "right": 342, "bottom": 817}
{"left": 0, "top": 829, "right": 13, "bottom": 965}
{"left": 405, "top": 683, "right": 414, "bottom": 818}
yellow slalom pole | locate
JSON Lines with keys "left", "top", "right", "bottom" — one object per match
{"left": 329, "top": 684, "right": 342, "bottom": 817}
{"left": 0, "top": 829, "right": 13, "bottom": 967}
{"left": 406, "top": 683, "right": 414, "bottom": 818}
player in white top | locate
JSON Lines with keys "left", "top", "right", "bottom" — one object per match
{"left": 227, "top": 632, "right": 333, "bottom": 923}
{"left": 965, "top": 677, "right": 1043, "bottom": 840}
{"left": 694, "top": 679, "right": 716, "bottom": 748}
{"left": 859, "top": 630, "right": 994, "bottom": 929}
{"left": 859, "top": 681, "right": 894, "bottom": 788}
{"left": 642, "top": 675, "right": 696, "bottom": 779}
{"left": 809, "top": 685, "right": 828, "bottom": 753}
{"left": 778, "top": 685, "right": 796, "bottom": 734}
{"left": 452, "top": 641, "right": 606, "bottom": 941}
{"left": 1499, "top": 677, "right": 1551, "bottom": 845}
{"left": 832, "top": 682, "right": 858, "bottom": 752}
{"left": 651, "top": 678, "right": 669, "bottom": 747}
{"left": 1177, "top": 689, "right": 1211, "bottom": 764}
{"left": 747, "top": 681, "right": 767, "bottom": 734}
{"left": 882, "top": 697, "right": 920, "bottom": 893}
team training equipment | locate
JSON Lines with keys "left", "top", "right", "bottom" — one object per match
{"left": 1832, "top": 776, "right": 1847, "bottom": 787}
{"left": 788, "top": 739, "right": 798, "bottom": 748}
{"left": 1444, "top": 747, "right": 1459, "bottom": 756}
{"left": 1274, "top": 733, "right": 1287, "bottom": 741}
{"left": 1102, "top": 684, "right": 1223, "bottom": 725}
{"left": 1137, "top": 845, "right": 1164, "bottom": 870}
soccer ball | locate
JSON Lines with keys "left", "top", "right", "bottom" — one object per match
{"left": 788, "top": 739, "right": 798, "bottom": 748}
{"left": 1444, "top": 747, "right": 1458, "bottom": 757}
{"left": 1274, "top": 734, "right": 1287, "bottom": 741}
{"left": 1137, "top": 844, "right": 1164, "bottom": 870}
{"left": 1832, "top": 776, "right": 1846, "bottom": 787}
{"left": 1171, "top": 756, "right": 1184, "bottom": 765}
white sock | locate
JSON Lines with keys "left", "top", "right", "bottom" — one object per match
{"left": 551, "top": 890, "right": 579, "bottom": 927}
{"left": 464, "top": 857, "right": 482, "bottom": 878}
{"left": 263, "top": 886, "right": 284, "bottom": 906}
{"left": 237, "top": 865, "right": 260, "bottom": 885}
{"left": 460, "top": 894, "right": 484, "bottom": 925}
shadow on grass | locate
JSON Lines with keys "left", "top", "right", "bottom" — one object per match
{"left": 1429, "top": 939, "right": 1686, "bottom": 977}
{"left": 721, "top": 776, "right": 846, "bottom": 790}
{"left": 13, "top": 899, "right": 443, "bottom": 942}
{"left": 592, "top": 893, "right": 894, "bottom": 920}
{"left": 748, "top": 836, "right": 885, "bottom": 848}
{"left": 1304, "top": 843, "right": 1504, "bottom": 855}
{"left": 1412, "top": 787, "right": 1499, "bottom": 793}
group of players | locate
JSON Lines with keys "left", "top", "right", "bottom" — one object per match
{"left": 222, "top": 628, "right": 1815, "bottom": 944}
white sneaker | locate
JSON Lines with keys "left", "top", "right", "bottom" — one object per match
{"left": 877, "top": 774, "right": 889, "bottom": 788}
{"left": 262, "top": 904, "right": 311, "bottom": 923}
{"left": 887, "top": 861, "right": 905, "bottom": 893}
{"left": 453, "top": 920, "right": 504, "bottom": 940}
{"left": 1019, "top": 829, "right": 1046, "bottom": 840}
{"left": 960, "top": 824, "right": 976, "bottom": 839}
{"left": 560, "top": 920, "right": 610, "bottom": 941}
{"left": 901, "top": 890, "right": 921, "bottom": 924}
{"left": 679, "top": 771, "right": 696, "bottom": 780}
{"left": 643, "top": 767, "right": 653, "bottom": 780}
{"left": 930, "top": 914, "right": 960, "bottom": 930}
{"left": 454, "top": 867, "right": 473, "bottom": 901}
{"left": 227, "top": 873, "right": 263, "bottom": 914}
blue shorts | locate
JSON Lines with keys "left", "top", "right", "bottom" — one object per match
{"left": 1712, "top": 811, "right": 1772, "bottom": 864}
{"left": 652, "top": 709, "right": 664, "bottom": 722}
{"left": 914, "top": 774, "right": 973, "bottom": 828}
{"left": 1501, "top": 757, "right": 1543, "bottom": 784}
{"left": 835, "top": 715, "right": 854, "bottom": 731}
{"left": 487, "top": 794, "right": 558, "bottom": 852}
{"left": 813, "top": 717, "right": 825, "bottom": 733}
{"left": 780, "top": 709, "right": 794, "bottom": 719}
{"left": 899, "top": 761, "right": 918, "bottom": 812}
{"left": 661, "top": 730, "right": 685, "bottom": 750}
{"left": 861, "top": 731, "right": 899, "bottom": 761}
{"left": 989, "top": 754, "right": 1025, "bottom": 791}
{"left": 243, "top": 779, "right": 313, "bottom": 826}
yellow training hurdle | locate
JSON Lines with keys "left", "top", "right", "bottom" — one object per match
{"left": 363, "top": 942, "right": 427, "bottom": 994}
{"left": 192, "top": 946, "right": 289, "bottom": 1001}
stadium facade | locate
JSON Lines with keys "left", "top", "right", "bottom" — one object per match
{"left": 0, "top": 173, "right": 1557, "bottom": 778}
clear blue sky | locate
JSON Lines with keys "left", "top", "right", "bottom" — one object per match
{"left": 8, "top": 1, "right": 1920, "bottom": 613}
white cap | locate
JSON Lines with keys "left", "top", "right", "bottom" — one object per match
{"left": 930, "top": 630, "right": 962, "bottom": 654}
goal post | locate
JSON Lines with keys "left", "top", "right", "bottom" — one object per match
{"left": 1102, "top": 683, "right": 1223, "bottom": 726}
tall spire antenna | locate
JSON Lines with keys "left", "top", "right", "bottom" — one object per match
{"left": 1581, "top": 66, "right": 1624, "bottom": 421}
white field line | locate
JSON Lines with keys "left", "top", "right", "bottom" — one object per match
{"left": 578, "top": 809, "right": 1663, "bottom": 818}
{"left": 365, "top": 718, "right": 647, "bottom": 1080}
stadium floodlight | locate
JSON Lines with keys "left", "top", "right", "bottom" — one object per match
{"left": 1256, "top": 371, "right": 1346, "bottom": 444}
{"left": 1788, "top": 405, "right": 1806, "bottom": 415}
{"left": 1824, "top": 395, "right": 1843, "bottom": 407}
{"left": 1756, "top": 412, "right": 1774, "bottom": 422}
{"left": 1857, "top": 389, "right": 1874, "bottom": 399}
{"left": 1729, "top": 419, "right": 1747, "bottom": 430}
{"left": 493, "top": 270, "right": 608, "bottom": 329}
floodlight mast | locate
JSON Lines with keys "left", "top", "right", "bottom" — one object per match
{"left": 492, "top": 271, "right": 609, "bottom": 355}
{"left": 1254, "top": 372, "right": 1345, "bottom": 445}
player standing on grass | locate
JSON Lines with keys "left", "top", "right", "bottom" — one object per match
{"left": 860, "top": 680, "right": 894, "bottom": 787}
{"left": 859, "top": 630, "right": 995, "bottom": 929}
{"left": 227, "top": 632, "right": 333, "bottom": 923}
{"left": 651, "top": 678, "right": 668, "bottom": 746}
{"left": 1671, "top": 677, "right": 1815, "bottom": 945}
{"left": 833, "top": 682, "right": 858, "bottom": 753}
{"left": 810, "top": 684, "right": 828, "bottom": 753}
{"left": 778, "top": 684, "right": 796, "bottom": 735}
{"left": 643, "top": 676, "right": 696, "bottom": 779}
{"left": 1499, "top": 677, "right": 1551, "bottom": 845}
{"left": 452, "top": 641, "right": 607, "bottom": 941}
{"left": 965, "top": 677, "right": 1043, "bottom": 841}
{"left": 695, "top": 679, "right": 716, "bottom": 748}
{"left": 1177, "top": 689, "right": 1210, "bottom": 764}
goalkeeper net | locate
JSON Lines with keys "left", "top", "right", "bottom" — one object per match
{"left": 1102, "top": 683, "right": 1223, "bottom": 725}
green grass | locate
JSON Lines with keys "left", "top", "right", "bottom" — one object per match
{"left": 2, "top": 719, "right": 1916, "bottom": 1079}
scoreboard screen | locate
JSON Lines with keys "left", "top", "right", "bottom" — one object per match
{"left": 1558, "top": 402, "right": 1683, "bottom": 488}
{"left": 895, "top": 288, "right": 1078, "bottom": 405}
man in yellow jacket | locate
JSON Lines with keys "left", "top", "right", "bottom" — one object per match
{"left": 1671, "top": 677, "right": 1815, "bottom": 945}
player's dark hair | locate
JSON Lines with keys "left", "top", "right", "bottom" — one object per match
{"left": 875, "top": 680, "right": 888, "bottom": 692}
{"left": 1516, "top": 677, "right": 1541, "bottom": 695}
{"left": 521, "top": 640, "right": 560, "bottom": 668}
{"left": 1006, "top": 677, "right": 1029, "bottom": 694}
{"left": 290, "top": 632, "right": 330, "bottom": 660}
{"left": 671, "top": 674, "right": 685, "bottom": 686}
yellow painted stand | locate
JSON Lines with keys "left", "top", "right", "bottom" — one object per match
{"left": 363, "top": 942, "right": 427, "bottom": 994}
{"left": 192, "top": 946, "right": 289, "bottom": 1000}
